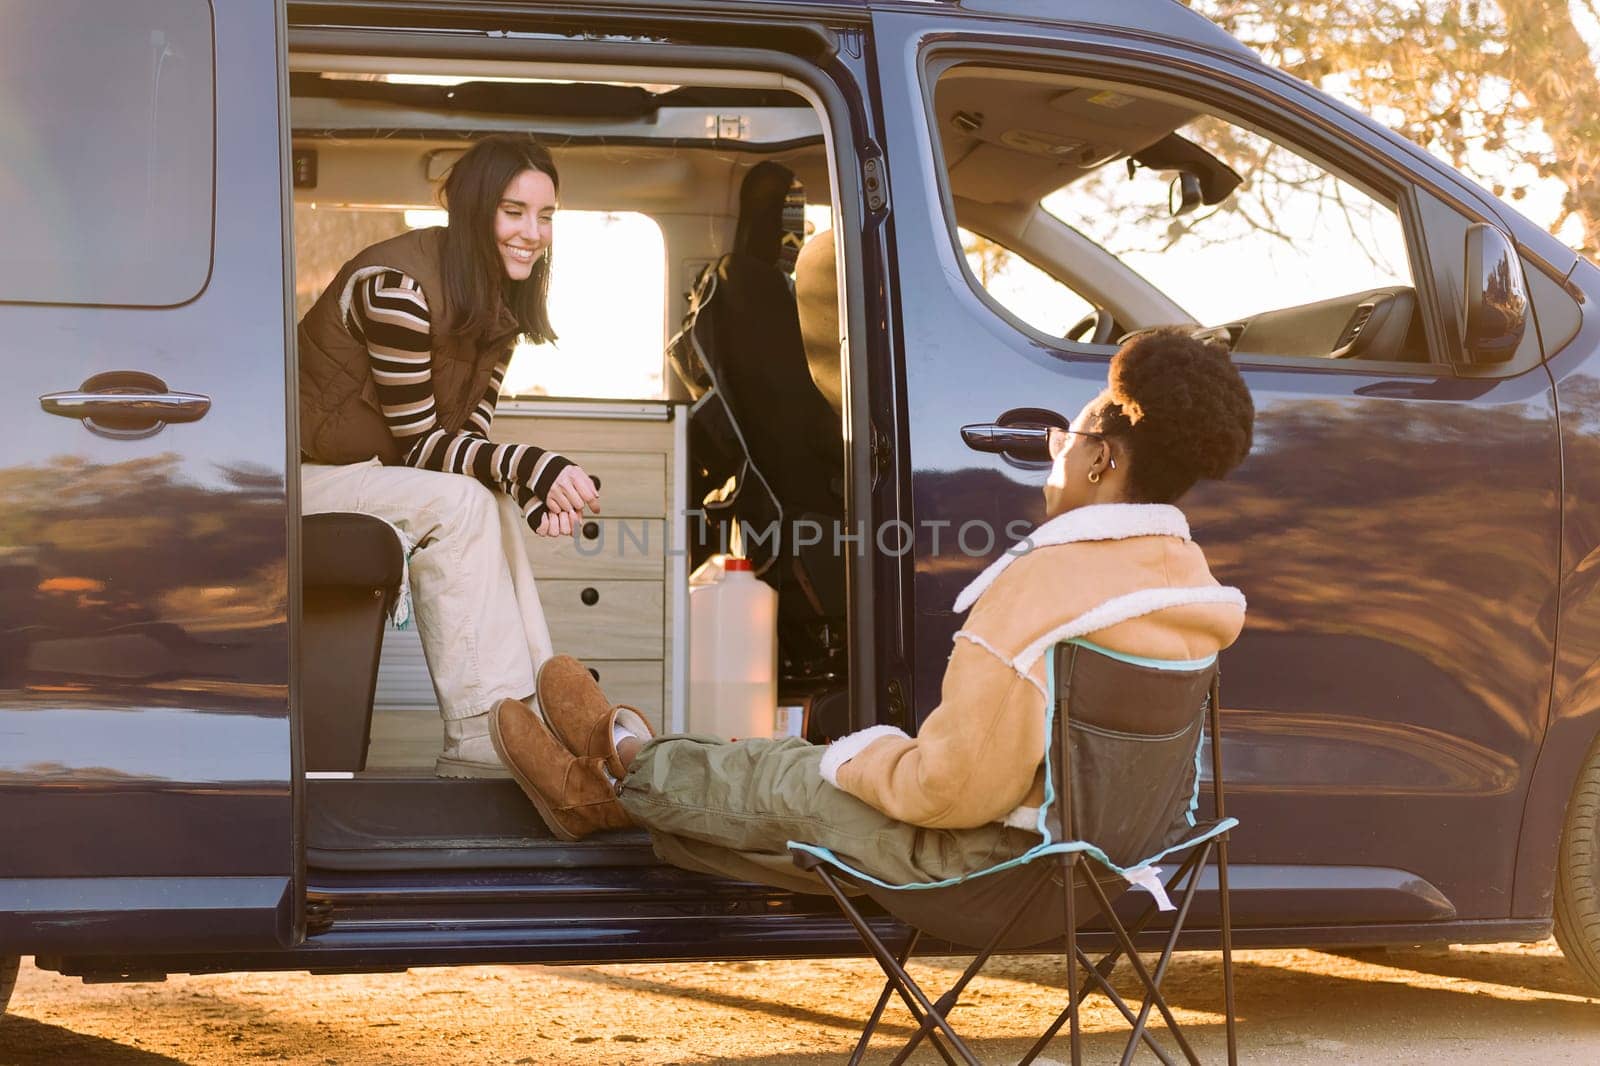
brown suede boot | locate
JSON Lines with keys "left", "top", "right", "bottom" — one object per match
{"left": 536, "top": 655, "right": 656, "bottom": 778}
{"left": 487, "top": 698, "right": 634, "bottom": 842}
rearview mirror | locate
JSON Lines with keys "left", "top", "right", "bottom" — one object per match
{"left": 1168, "top": 172, "right": 1203, "bottom": 217}
{"left": 1461, "top": 223, "right": 1529, "bottom": 365}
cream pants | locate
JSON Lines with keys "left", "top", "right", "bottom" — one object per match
{"left": 302, "top": 460, "right": 554, "bottom": 721}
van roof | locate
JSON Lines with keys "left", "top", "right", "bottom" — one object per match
{"left": 925, "top": 0, "right": 1254, "bottom": 59}
{"left": 372, "top": 0, "right": 1255, "bottom": 59}
{"left": 741, "top": 0, "right": 1255, "bottom": 61}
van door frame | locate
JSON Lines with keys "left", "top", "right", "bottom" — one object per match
{"left": 281, "top": 16, "right": 885, "bottom": 727}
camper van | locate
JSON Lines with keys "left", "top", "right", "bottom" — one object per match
{"left": 5, "top": 0, "right": 1600, "bottom": 1010}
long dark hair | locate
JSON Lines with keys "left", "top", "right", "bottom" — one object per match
{"left": 438, "top": 133, "right": 559, "bottom": 342}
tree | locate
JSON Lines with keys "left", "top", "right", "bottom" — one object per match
{"left": 1187, "top": 1, "right": 1600, "bottom": 258}
{"left": 960, "top": 229, "right": 1013, "bottom": 285}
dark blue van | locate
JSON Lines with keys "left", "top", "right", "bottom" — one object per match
{"left": 4, "top": 0, "right": 1600, "bottom": 1014}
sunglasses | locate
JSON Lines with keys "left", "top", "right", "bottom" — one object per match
{"left": 1047, "top": 426, "right": 1106, "bottom": 459}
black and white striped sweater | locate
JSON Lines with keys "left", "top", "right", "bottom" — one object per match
{"left": 349, "top": 269, "right": 573, "bottom": 532}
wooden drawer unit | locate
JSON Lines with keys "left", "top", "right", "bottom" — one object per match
{"left": 579, "top": 659, "right": 664, "bottom": 728}
{"left": 541, "top": 579, "right": 664, "bottom": 660}
{"left": 523, "top": 518, "right": 665, "bottom": 581}
{"left": 368, "top": 400, "right": 687, "bottom": 754}
{"left": 563, "top": 450, "right": 665, "bottom": 518}
{"left": 485, "top": 441, "right": 665, "bottom": 518}
{"left": 496, "top": 406, "right": 673, "bottom": 455}
{"left": 493, "top": 421, "right": 668, "bottom": 518}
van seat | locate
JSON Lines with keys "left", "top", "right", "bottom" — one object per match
{"left": 302, "top": 512, "right": 405, "bottom": 772}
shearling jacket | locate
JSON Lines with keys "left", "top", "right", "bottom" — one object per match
{"left": 298, "top": 227, "right": 522, "bottom": 466}
{"left": 819, "top": 504, "right": 1246, "bottom": 831}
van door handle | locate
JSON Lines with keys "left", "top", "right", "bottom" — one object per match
{"left": 960, "top": 422, "right": 1050, "bottom": 459}
{"left": 40, "top": 390, "right": 212, "bottom": 423}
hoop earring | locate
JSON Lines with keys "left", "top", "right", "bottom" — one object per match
{"left": 1088, "top": 470, "right": 1101, "bottom": 484}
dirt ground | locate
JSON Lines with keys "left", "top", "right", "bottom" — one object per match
{"left": 3, "top": 939, "right": 1600, "bottom": 1064}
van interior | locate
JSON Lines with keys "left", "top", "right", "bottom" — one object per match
{"left": 290, "top": 57, "right": 852, "bottom": 872}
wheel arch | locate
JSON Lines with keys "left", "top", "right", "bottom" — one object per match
{"left": 1512, "top": 675, "right": 1600, "bottom": 918}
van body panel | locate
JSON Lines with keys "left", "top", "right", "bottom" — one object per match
{"left": 0, "top": 0, "right": 296, "bottom": 950}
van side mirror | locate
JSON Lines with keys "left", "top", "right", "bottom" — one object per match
{"left": 1461, "top": 223, "right": 1529, "bottom": 366}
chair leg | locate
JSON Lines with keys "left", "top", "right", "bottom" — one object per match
{"left": 1065, "top": 852, "right": 1082, "bottom": 1066}
{"left": 1017, "top": 853, "right": 1086, "bottom": 1066}
{"left": 850, "top": 929, "right": 920, "bottom": 1066}
{"left": 1024, "top": 942, "right": 1178, "bottom": 1066}
{"left": 1118, "top": 844, "right": 1213, "bottom": 1066}
{"left": 1076, "top": 845, "right": 1208, "bottom": 1066}
{"left": 894, "top": 869, "right": 1056, "bottom": 1064}
{"left": 1082, "top": 864, "right": 1204, "bottom": 1066}
{"left": 892, "top": 868, "right": 1053, "bottom": 1066}
{"left": 812, "top": 865, "right": 982, "bottom": 1066}
{"left": 886, "top": 950, "right": 986, "bottom": 1066}
{"left": 1217, "top": 834, "right": 1238, "bottom": 1066}
{"left": 1022, "top": 848, "right": 1215, "bottom": 1066}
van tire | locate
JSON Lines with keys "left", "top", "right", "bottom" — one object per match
{"left": 0, "top": 955, "right": 18, "bottom": 1018}
{"left": 1555, "top": 738, "right": 1600, "bottom": 992}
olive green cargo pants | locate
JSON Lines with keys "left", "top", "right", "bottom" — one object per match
{"left": 617, "top": 734, "right": 1037, "bottom": 895}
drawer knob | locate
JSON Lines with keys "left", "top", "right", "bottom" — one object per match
{"left": 591, "top": 475, "right": 602, "bottom": 491}
{"left": 582, "top": 521, "right": 600, "bottom": 541}
{"left": 580, "top": 586, "right": 600, "bottom": 606}
{"left": 588, "top": 667, "right": 601, "bottom": 683}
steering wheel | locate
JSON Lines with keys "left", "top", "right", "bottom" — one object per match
{"left": 1065, "top": 309, "right": 1117, "bottom": 346}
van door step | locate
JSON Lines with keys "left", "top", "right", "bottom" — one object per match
{"left": 306, "top": 776, "right": 657, "bottom": 871}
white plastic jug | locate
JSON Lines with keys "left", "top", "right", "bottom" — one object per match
{"left": 688, "top": 555, "right": 778, "bottom": 740}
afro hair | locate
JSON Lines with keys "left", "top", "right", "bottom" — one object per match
{"left": 1095, "top": 328, "right": 1255, "bottom": 503}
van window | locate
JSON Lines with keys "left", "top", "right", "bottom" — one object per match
{"left": 960, "top": 227, "right": 1093, "bottom": 337}
{"left": 293, "top": 206, "right": 666, "bottom": 399}
{"left": 930, "top": 65, "right": 1424, "bottom": 362}
{"left": 504, "top": 211, "right": 666, "bottom": 400}
{"left": 0, "top": 0, "right": 214, "bottom": 306}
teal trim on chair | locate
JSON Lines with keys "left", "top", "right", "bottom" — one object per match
{"left": 786, "top": 817, "right": 1238, "bottom": 893}
{"left": 1069, "top": 638, "right": 1216, "bottom": 672}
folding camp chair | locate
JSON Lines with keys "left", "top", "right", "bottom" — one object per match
{"left": 790, "top": 640, "right": 1239, "bottom": 1065}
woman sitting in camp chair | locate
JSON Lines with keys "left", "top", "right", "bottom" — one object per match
{"left": 489, "top": 327, "right": 1255, "bottom": 902}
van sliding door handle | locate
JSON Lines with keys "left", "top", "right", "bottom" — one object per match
{"left": 960, "top": 422, "right": 1049, "bottom": 458}
{"left": 40, "top": 390, "right": 212, "bottom": 423}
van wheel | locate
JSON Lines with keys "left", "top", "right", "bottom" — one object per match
{"left": 1555, "top": 737, "right": 1600, "bottom": 991}
{"left": 0, "top": 955, "right": 18, "bottom": 1018}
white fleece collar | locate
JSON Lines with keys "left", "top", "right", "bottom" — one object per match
{"left": 952, "top": 504, "right": 1191, "bottom": 614}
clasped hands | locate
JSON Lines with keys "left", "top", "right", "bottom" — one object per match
{"left": 532, "top": 464, "right": 601, "bottom": 538}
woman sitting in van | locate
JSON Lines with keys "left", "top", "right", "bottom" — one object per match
{"left": 299, "top": 133, "right": 599, "bottom": 778}
{"left": 489, "top": 330, "right": 1253, "bottom": 893}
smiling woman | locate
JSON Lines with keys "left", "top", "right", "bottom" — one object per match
{"left": 296, "top": 132, "right": 605, "bottom": 779}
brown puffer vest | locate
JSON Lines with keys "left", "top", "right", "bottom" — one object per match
{"left": 298, "top": 227, "right": 522, "bottom": 465}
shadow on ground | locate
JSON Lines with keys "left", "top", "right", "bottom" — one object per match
{"left": 0, "top": 1017, "right": 187, "bottom": 1066}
